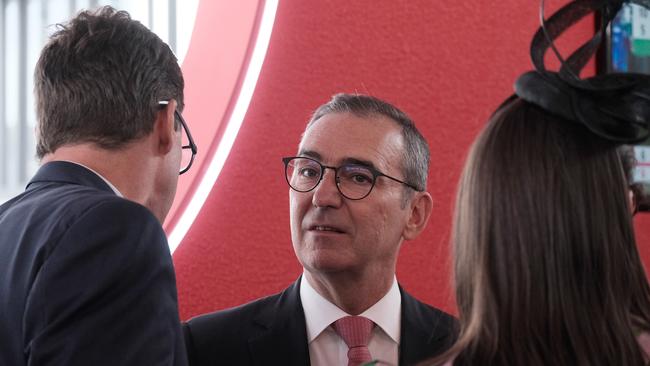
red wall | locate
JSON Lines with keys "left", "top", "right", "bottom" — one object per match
{"left": 173, "top": 0, "right": 650, "bottom": 320}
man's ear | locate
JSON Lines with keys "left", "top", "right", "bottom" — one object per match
{"left": 152, "top": 99, "right": 177, "bottom": 156}
{"left": 402, "top": 191, "right": 433, "bottom": 240}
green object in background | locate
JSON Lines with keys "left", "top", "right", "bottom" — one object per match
{"left": 632, "top": 38, "right": 650, "bottom": 56}
{"left": 631, "top": 3, "right": 650, "bottom": 56}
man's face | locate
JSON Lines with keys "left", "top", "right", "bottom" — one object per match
{"left": 290, "top": 112, "right": 412, "bottom": 277}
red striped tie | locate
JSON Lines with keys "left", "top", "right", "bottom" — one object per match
{"left": 333, "top": 316, "right": 375, "bottom": 366}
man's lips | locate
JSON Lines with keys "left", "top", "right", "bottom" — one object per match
{"left": 307, "top": 225, "right": 345, "bottom": 233}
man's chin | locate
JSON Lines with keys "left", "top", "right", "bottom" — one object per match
{"left": 301, "top": 253, "right": 357, "bottom": 274}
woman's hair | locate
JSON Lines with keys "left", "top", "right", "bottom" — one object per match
{"left": 436, "top": 97, "right": 650, "bottom": 365}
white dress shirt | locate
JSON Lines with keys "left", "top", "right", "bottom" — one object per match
{"left": 64, "top": 160, "right": 123, "bottom": 197}
{"left": 300, "top": 274, "right": 401, "bottom": 366}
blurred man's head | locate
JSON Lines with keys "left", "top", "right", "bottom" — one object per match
{"left": 34, "top": 6, "right": 187, "bottom": 221}
{"left": 34, "top": 6, "right": 184, "bottom": 157}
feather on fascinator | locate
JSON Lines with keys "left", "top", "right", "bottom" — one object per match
{"left": 514, "top": 0, "right": 650, "bottom": 143}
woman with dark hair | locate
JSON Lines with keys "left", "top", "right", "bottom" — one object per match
{"left": 430, "top": 1, "right": 650, "bottom": 365}
{"left": 437, "top": 98, "right": 650, "bottom": 365}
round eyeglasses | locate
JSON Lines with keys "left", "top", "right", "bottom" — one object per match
{"left": 282, "top": 156, "right": 420, "bottom": 200}
{"left": 159, "top": 101, "right": 198, "bottom": 175}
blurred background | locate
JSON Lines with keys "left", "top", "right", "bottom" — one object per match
{"left": 0, "top": 0, "right": 199, "bottom": 202}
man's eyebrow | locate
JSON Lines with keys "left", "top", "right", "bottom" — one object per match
{"left": 297, "top": 150, "right": 379, "bottom": 170}
{"left": 341, "top": 158, "right": 378, "bottom": 170}
{"left": 297, "top": 150, "right": 322, "bottom": 160}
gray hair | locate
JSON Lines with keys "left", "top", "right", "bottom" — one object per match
{"left": 307, "top": 93, "right": 430, "bottom": 192}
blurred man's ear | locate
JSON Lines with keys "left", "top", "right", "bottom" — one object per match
{"left": 153, "top": 99, "right": 177, "bottom": 156}
{"left": 403, "top": 191, "right": 433, "bottom": 240}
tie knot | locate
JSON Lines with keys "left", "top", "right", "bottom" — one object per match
{"left": 332, "top": 316, "right": 374, "bottom": 347}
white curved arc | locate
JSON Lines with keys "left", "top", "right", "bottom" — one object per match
{"left": 168, "top": 0, "right": 279, "bottom": 253}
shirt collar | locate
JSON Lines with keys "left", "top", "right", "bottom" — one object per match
{"left": 300, "top": 273, "right": 402, "bottom": 344}
{"left": 62, "top": 160, "right": 123, "bottom": 197}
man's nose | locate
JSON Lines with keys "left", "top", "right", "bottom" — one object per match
{"left": 312, "top": 168, "right": 343, "bottom": 208}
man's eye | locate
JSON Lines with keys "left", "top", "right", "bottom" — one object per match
{"left": 340, "top": 166, "right": 373, "bottom": 185}
{"left": 351, "top": 174, "right": 371, "bottom": 184}
{"left": 298, "top": 167, "right": 319, "bottom": 178}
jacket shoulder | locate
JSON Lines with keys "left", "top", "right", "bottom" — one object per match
{"left": 399, "top": 288, "right": 459, "bottom": 365}
{"left": 182, "top": 289, "right": 290, "bottom": 366}
{"left": 401, "top": 288, "right": 457, "bottom": 335}
{"left": 185, "top": 292, "right": 281, "bottom": 337}
{"left": 418, "top": 300, "right": 457, "bottom": 334}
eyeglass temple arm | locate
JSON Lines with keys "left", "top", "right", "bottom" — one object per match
{"left": 377, "top": 172, "right": 421, "bottom": 192}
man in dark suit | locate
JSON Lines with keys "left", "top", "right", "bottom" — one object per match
{"left": 0, "top": 6, "right": 196, "bottom": 366}
{"left": 184, "top": 94, "right": 456, "bottom": 366}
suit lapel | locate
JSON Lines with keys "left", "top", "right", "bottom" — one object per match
{"left": 248, "top": 277, "right": 310, "bottom": 366}
{"left": 245, "top": 280, "right": 454, "bottom": 365}
{"left": 398, "top": 287, "right": 454, "bottom": 365}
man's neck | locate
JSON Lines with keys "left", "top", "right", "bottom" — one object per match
{"left": 303, "top": 269, "right": 396, "bottom": 315}
{"left": 42, "top": 143, "right": 157, "bottom": 214}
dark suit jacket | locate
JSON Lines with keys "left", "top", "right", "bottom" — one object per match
{"left": 183, "top": 277, "right": 457, "bottom": 366}
{"left": 0, "top": 161, "right": 187, "bottom": 366}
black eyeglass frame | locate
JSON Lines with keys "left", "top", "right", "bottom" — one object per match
{"left": 158, "top": 100, "right": 198, "bottom": 175}
{"left": 282, "top": 156, "right": 421, "bottom": 200}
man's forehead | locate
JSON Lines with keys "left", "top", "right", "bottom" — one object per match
{"left": 297, "top": 148, "right": 379, "bottom": 169}
{"left": 296, "top": 112, "right": 403, "bottom": 168}
{"left": 300, "top": 111, "right": 400, "bottom": 141}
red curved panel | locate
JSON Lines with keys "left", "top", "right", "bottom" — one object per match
{"left": 164, "top": 0, "right": 263, "bottom": 235}
{"left": 173, "top": 0, "right": 650, "bottom": 322}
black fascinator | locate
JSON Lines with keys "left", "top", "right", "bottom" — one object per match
{"left": 514, "top": 0, "right": 650, "bottom": 143}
